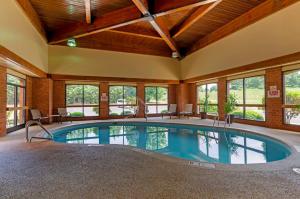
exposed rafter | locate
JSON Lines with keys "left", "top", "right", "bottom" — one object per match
{"left": 187, "top": 0, "right": 299, "bottom": 55}
{"left": 15, "top": 0, "right": 47, "bottom": 41}
{"left": 48, "top": 0, "right": 217, "bottom": 45}
{"left": 84, "top": 0, "right": 92, "bottom": 24}
{"left": 171, "top": 0, "right": 222, "bottom": 38}
{"left": 131, "top": 0, "right": 181, "bottom": 57}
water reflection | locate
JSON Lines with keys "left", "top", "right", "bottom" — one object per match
{"left": 53, "top": 124, "right": 290, "bottom": 164}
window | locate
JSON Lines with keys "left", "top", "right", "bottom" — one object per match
{"left": 66, "top": 84, "right": 99, "bottom": 117}
{"left": 109, "top": 85, "right": 137, "bottom": 116}
{"left": 197, "top": 83, "right": 218, "bottom": 114}
{"left": 284, "top": 69, "right": 300, "bottom": 125}
{"left": 145, "top": 86, "right": 168, "bottom": 114}
{"left": 228, "top": 76, "right": 265, "bottom": 121}
{"left": 6, "top": 74, "right": 26, "bottom": 132}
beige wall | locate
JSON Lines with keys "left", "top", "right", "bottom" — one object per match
{"left": 181, "top": 2, "right": 300, "bottom": 80}
{"left": 48, "top": 46, "right": 180, "bottom": 80}
{"left": 0, "top": 0, "right": 48, "bottom": 72}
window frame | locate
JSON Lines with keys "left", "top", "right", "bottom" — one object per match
{"left": 65, "top": 84, "right": 100, "bottom": 117}
{"left": 283, "top": 69, "right": 300, "bottom": 125}
{"left": 6, "top": 74, "right": 26, "bottom": 133}
{"left": 227, "top": 75, "right": 266, "bottom": 121}
{"left": 196, "top": 83, "right": 218, "bottom": 115}
{"left": 144, "top": 86, "right": 169, "bottom": 114}
{"left": 108, "top": 85, "right": 137, "bottom": 116}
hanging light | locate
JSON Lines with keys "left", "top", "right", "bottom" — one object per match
{"left": 67, "top": 38, "right": 77, "bottom": 47}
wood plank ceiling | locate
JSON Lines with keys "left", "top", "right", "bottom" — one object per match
{"left": 19, "top": 0, "right": 298, "bottom": 58}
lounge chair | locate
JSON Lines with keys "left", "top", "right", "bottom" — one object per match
{"left": 30, "top": 109, "right": 58, "bottom": 123}
{"left": 179, "top": 104, "right": 193, "bottom": 118}
{"left": 57, "top": 108, "right": 72, "bottom": 123}
{"left": 162, "top": 104, "right": 177, "bottom": 119}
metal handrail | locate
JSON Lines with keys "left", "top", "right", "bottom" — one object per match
{"left": 25, "top": 120, "right": 53, "bottom": 142}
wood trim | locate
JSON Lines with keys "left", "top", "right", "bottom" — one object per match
{"left": 107, "top": 30, "right": 162, "bottom": 40}
{"left": 184, "top": 51, "right": 300, "bottom": 83}
{"left": 84, "top": 0, "right": 92, "bottom": 24}
{"left": 172, "top": 0, "right": 222, "bottom": 38}
{"left": 49, "top": 74, "right": 180, "bottom": 84}
{"left": 187, "top": 0, "right": 299, "bottom": 55}
{"left": 15, "top": 0, "right": 47, "bottom": 41}
{"left": 0, "top": 45, "right": 47, "bottom": 78}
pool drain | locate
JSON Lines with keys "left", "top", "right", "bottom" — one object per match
{"left": 293, "top": 168, "right": 300, "bottom": 174}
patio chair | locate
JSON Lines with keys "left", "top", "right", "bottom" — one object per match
{"left": 179, "top": 104, "right": 193, "bottom": 119}
{"left": 162, "top": 104, "right": 177, "bottom": 119}
{"left": 57, "top": 108, "right": 72, "bottom": 123}
{"left": 30, "top": 109, "right": 58, "bottom": 123}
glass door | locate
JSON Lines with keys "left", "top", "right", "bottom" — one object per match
{"left": 6, "top": 74, "right": 26, "bottom": 133}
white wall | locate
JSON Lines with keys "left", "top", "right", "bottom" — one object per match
{"left": 0, "top": 0, "right": 48, "bottom": 72}
{"left": 48, "top": 46, "right": 180, "bottom": 80}
{"left": 181, "top": 2, "right": 300, "bottom": 80}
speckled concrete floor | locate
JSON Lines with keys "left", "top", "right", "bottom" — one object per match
{"left": 1, "top": 118, "right": 300, "bottom": 199}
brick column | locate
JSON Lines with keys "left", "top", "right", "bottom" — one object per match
{"left": 218, "top": 77, "right": 227, "bottom": 120}
{"left": 265, "top": 68, "right": 283, "bottom": 129}
{"left": 26, "top": 76, "right": 33, "bottom": 122}
{"left": 0, "top": 66, "right": 7, "bottom": 136}
{"left": 168, "top": 84, "right": 177, "bottom": 113}
{"left": 53, "top": 80, "right": 66, "bottom": 115}
{"left": 100, "top": 82, "right": 109, "bottom": 119}
{"left": 176, "top": 83, "right": 196, "bottom": 114}
{"left": 32, "top": 78, "right": 53, "bottom": 123}
{"left": 137, "top": 83, "right": 145, "bottom": 118}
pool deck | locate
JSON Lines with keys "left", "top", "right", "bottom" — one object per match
{"left": 1, "top": 118, "right": 300, "bottom": 199}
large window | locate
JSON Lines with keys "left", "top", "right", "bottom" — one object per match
{"left": 66, "top": 84, "right": 99, "bottom": 117}
{"left": 6, "top": 74, "right": 26, "bottom": 132}
{"left": 284, "top": 69, "right": 300, "bottom": 125}
{"left": 197, "top": 83, "right": 218, "bottom": 114}
{"left": 145, "top": 86, "right": 168, "bottom": 114}
{"left": 228, "top": 76, "right": 265, "bottom": 121}
{"left": 109, "top": 85, "right": 137, "bottom": 116}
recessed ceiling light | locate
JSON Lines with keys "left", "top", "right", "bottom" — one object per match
{"left": 67, "top": 38, "right": 77, "bottom": 47}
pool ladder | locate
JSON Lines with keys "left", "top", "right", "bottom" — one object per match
{"left": 213, "top": 114, "right": 231, "bottom": 129}
{"left": 25, "top": 120, "right": 53, "bottom": 142}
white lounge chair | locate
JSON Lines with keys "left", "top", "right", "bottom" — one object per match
{"left": 162, "top": 104, "right": 177, "bottom": 119}
{"left": 179, "top": 104, "right": 193, "bottom": 119}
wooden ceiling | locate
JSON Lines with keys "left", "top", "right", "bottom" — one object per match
{"left": 17, "top": 0, "right": 298, "bottom": 58}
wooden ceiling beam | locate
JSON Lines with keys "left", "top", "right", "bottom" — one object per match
{"left": 15, "top": 0, "right": 47, "bottom": 41}
{"left": 187, "top": 0, "right": 299, "bottom": 55}
{"left": 131, "top": 0, "right": 181, "bottom": 57}
{"left": 171, "top": 0, "right": 222, "bottom": 38}
{"left": 84, "top": 0, "right": 92, "bottom": 24}
{"left": 49, "top": 6, "right": 143, "bottom": 44}
{"left": 48, "top": 0, "right": 218, "bottom": 45}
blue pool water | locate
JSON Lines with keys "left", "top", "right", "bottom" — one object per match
{"left": 52, "top": 122, "right": 291, "bottom": 164}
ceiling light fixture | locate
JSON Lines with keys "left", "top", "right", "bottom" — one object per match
{"left": 67, "top": 38, "right": 77, "bottom": 47}
{"left": 172, "top": 52, "right": 179, "bottom": 59}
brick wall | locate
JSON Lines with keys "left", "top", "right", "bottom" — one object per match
{"left": 26, "top": 76, "right": 32, "bottom": 121}
{"left": 32, "top": 78, "right": 53, "bottom": 123}
{"left": 0, "top": 66, "right": 6, "bottom": 136}
{"left": 177, "top": 83, "right": 195, "bottom": 113}
{"left": 100, "top": 82, "right": 109, "bottom": 119}
{"left": 265, "top": 68, "right": 283, "bottom": 129}
{"left": 53, "top": 80, "right": 66, "bottom": 114}
{"left": 137, "top": 83, "right": 145, "bottom": 118}
{"left": 218, "top": 77, "right": 226, "bottom": 120}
